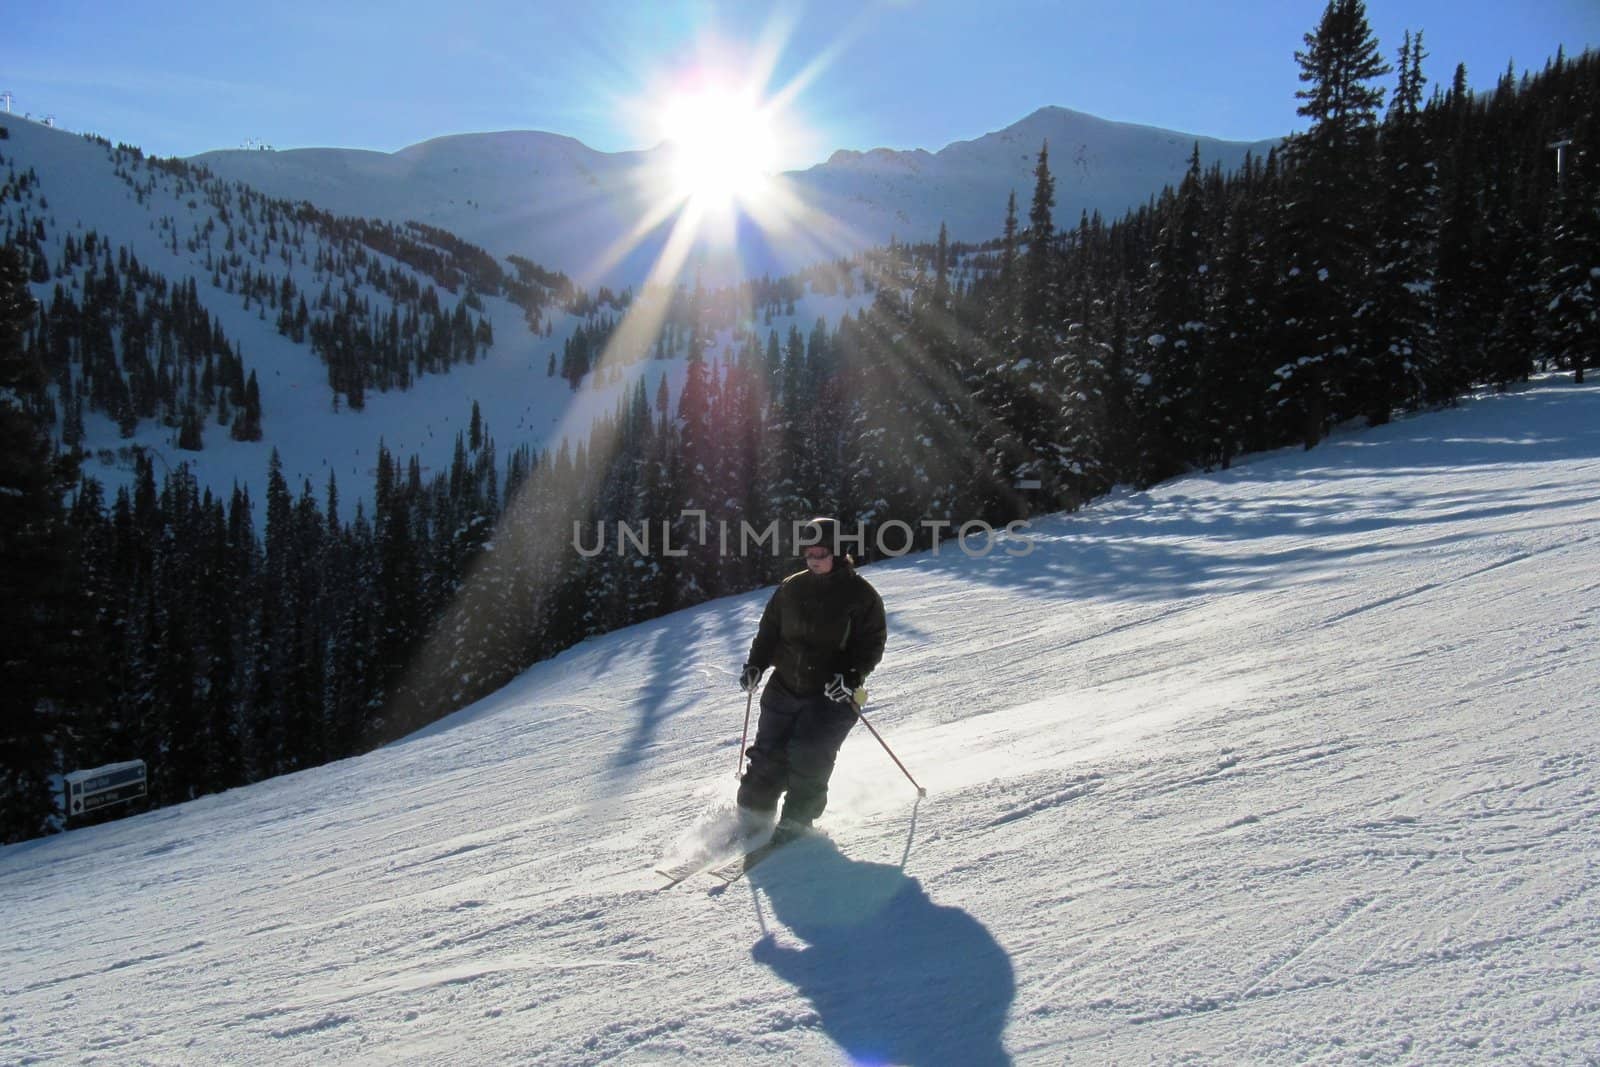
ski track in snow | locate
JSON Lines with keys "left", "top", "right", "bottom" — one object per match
{"left": 3, "top": 378, "right": 1600, "bottom": 1064}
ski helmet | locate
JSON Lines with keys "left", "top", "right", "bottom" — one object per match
{"left": 798, "top": 516, "right": 843, "bottom": 559}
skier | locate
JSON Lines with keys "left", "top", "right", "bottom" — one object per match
{"left": 737, "top": 517, "right": 887, "bottom": 845}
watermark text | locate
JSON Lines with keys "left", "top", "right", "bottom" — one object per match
{"left": 572, "top": 514, "right": 1036, "bottom": 560}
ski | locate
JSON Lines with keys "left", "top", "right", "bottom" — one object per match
{"left": 656, "top": 815, "right": 811, "bottom": 890}
{"left": 655, "top": 851, "right": 735, "bottom": 890}
{"left": 708, "top": 835, "right": 797, "bottom": 886}
{"left": 655, "top": 830, "right": 774, "bottom": 889}
{"left": 707, "top": 847, "right": 772, "bottom": 885}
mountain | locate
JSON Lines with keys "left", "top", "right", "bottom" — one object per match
{"left": 194, "top": 107, "right": 1280, "bottom": 288}
{"left": 3, "top": 375, "right": 1596, "bottom": 1062}
{"left": 0, "top": 103, "right": 1274, "bottom": 508}
{"left": 0, "top": 116, "right": 866, "bottom": 512}
{"left": 788, "top": 106, "right": 1279, "bottom": 250}
{"left": 196, "top": 130, "right": 683, "bottom": 290}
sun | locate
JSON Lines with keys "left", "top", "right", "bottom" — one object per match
{"left": 660, "top": 86, "right": 778, "bottom": 211}
{"left": 589, "top": 29, "right": 858, "bottom": 285}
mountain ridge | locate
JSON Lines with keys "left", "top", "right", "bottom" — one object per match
{"left": 193, "top": 105, "right": 1281, "bottom": 287}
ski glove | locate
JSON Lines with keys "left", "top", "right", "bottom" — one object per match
{"left": 740, "top": 664, "right": 763, "bottom": 692}
{"left": 824, "top": 673, "right": 860, "bottom": 705}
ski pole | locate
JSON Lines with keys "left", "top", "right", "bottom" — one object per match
{"left": 734, "top": 685, "right": 755, "bottom": 780}
{"left": 853, "top": 702, "right": 927, "bottom": 797}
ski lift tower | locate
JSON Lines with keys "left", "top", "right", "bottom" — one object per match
{"left": 1, "top": 91, "right": 13, "bottom": 114}
{"left": 1549, "top": 138, "right": 1573, "bottom": 190}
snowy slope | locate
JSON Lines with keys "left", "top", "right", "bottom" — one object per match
{"left": 4, "top": 376, "right": 1598, "bottom": 1064}
{"left": 3, "top": 116, "right": 868, "bottom": 513}
{"left": 196, "top": 131, "right": 683, "bottom": 291}
{"left": 194, "top": 107, "right": 1279, "bottom": 289}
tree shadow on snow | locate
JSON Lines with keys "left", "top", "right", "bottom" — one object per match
{"left": 743, "top": 836, "right": 1015, "bottom": 1066}
{"left": 892, "top": 378, "right": 1600, "bottom": 606}
{"left": 601, "top": 598, "right": 760, "bottom": 777}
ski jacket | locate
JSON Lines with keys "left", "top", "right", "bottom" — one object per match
{"left": 748, "top": 564, "right": 887, "bottom": 697}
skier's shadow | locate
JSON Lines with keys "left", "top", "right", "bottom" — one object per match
{"left": 744, "top": 836, "right": 1014, "bottom": 1066}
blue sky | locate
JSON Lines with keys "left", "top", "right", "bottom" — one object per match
{"left": 4, "top": 0, "right": 1595, "bottom": 169}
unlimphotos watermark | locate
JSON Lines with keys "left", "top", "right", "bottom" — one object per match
{"left": 572, "top": 513, "right": 1035, "bottom": 560}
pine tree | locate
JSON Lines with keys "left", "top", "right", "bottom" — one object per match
{"left": 1432, "top": 62, "right": 1488, "bottom": 399}
{"left": 797, "top": 317, "right": 846, "bottom": 517}
{"left": 995, "top": 191, "right": 1020, "bottom": 329}
{"left": 1022, "top": 142, "right": 1057, "bottom": 332}
{"left": 198, "top": 489, "right": 243, "bottom": 793}
{"left": 178, "top": 404, "right": 204, "bottom": 450}
{"left": 1367, "top": 30, "right": 1440, "bottom": 421}
{"left": 668, "top": 344, "right": 719, "bottom": 604}
{"left": 1212, "top": 151, "right": 1286, "bottom": 464}
{"left": 1293, "top": 0, "right": 1391, "bottom": 157}
{"left": 0, "top": 246, "right": 76, "bottom": 841}
{"left": 1544, "top": 99, "right": 1599, "bottom": 384}
{"left": 232, "top": 369, "right": 263, "bottom": 440}
{"left": 974, "top": 144, "right": 1070, "bottom": 508}
{"left": 151, "top": 466, "right": 204, "bottom": 803}
{"left": 1142, "top": 145, "right": 1213, "bottom": 482}
{"left": 1280, "top": 0, "right": 1391, "bottom": 446}
{"left": 373, "top": 442, "right": 422, "bottom": 738}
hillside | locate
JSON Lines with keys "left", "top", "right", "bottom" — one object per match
{"left": 3, "top": 375, "right": 1596, "bottom": 1063}
{"left": 193, "top": 107, "right": 1279, "bottom": 288}
{"left": 1, "top": 116, "right": 865, "bottom": 512}
{"left": 197, "top": 131, "right": 683, "bottom": 291}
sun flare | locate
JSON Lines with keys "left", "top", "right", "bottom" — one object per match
{"left": 660, "top": 87, "right": 778, "bottom": 210}
{"left": 589, "top": 24, "right": 868, "bottom": 288}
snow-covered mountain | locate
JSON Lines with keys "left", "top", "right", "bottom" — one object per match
{"left": 790, "top": 106, "right": 1278, "bottom": 252}
{"left": 197, "top": 131, "right": 685, "bottom": 291}
{"left": 3, "top": 104, "right": 1272, "bottom": 513}
{"left": 4, "top": 375, "right": 1595, "bottom": 1063}
{"left": 0, "top": 116, "right": 868, "bottom": 513}
{"left": 194, "top": 107, "right": 1280, "bottom": 289}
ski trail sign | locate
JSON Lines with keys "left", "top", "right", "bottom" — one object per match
{"left": 64, "top": 760, "right": 148, "bottom": 820}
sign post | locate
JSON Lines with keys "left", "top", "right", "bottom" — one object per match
{"left": 63, "top": 760, "right": 148, "bottom": 821}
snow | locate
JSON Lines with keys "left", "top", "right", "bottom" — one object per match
{"left": 1, "top": 118, "right": 870, "bottom": 514}
{"left": 3, "top": 375, "right": 1598, "bottom": 1062}
{"left": 193, "top": 107, "right": 1279, "bottom": 290}
{"left": 4, "top": 103, "right": 1276, "bottom": 518}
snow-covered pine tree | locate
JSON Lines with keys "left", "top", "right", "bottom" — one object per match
{"left": 1279, "top": 0, "right": 1390, "bottom": 447}
{"left": 1542, "top": 87, "right": 1599, "bottom": 385}
{"left": 1367, "top": 30, "right": 1440, "bottom": 423}
{"left": 1141, "top": 144, "right": 1213, "bottom": 483}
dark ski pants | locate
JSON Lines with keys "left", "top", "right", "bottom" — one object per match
{"left": 737, "top": 679, "right": 858, "bottom": 827}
